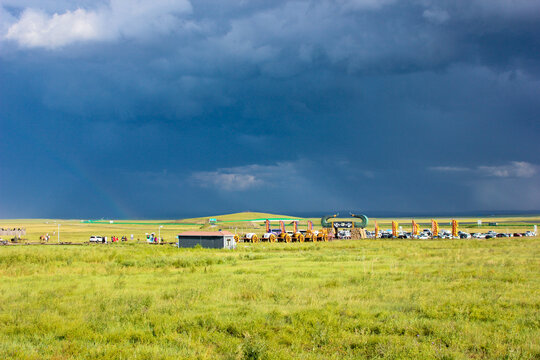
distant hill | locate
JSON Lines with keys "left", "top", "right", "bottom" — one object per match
{"left": 178, "top": 211, "right": 305, "bottom": 224}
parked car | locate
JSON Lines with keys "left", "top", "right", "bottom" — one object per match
{"left": 439, "top": 230, "right": 452, "bottom": 239}
{"left": 89, "top": 235, "right": 106, "bottom": 243}
{"left": 337, "top": 230, "right": 351, "bottom": 239}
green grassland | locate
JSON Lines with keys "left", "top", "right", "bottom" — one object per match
{"left": 0, "top": 232, "right": 539, "bottom": 359}
{"left": 0, "top": 213, "right": 304, "bottom": 244}
{"left": 183, "top": 212, "right": 301, "bottom": 223}
{"left": 1, "top": 213, "right": 538, "bottom": 244}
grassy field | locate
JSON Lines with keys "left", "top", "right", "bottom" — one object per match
{"left": 0, "top": 236, "right": 539, "bottom": 359}
{"left": 1, "top": 213, "right": 537, "bottom": 244}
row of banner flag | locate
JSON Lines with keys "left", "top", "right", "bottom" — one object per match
{"left": 373, "top": 219, "right": 459, "bottom": 238}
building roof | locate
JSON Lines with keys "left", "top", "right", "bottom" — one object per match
{"left": 178, "top": 231, "right": 234, "bottom": 237}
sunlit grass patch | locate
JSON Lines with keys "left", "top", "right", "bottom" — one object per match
{"left": 0, "top": 238, "right": 538, "bottom": 359}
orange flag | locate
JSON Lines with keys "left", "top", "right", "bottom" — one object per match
{"left": 412, "top": 220, "right": 419, "bottom": 236}
{"left": 452, "top": 219, "right": 458, "bottom": 237}
{"left": 431, "top": 219, "right": 439, "bottom": 239}
{"left": 392, "top": 221, "right": 398, "bottom": 238}
{"left": 279, "top": 220, "right": 285, "bottom": 233}
{"left": 374, "top": 221, "right": 379, "bottom": 239}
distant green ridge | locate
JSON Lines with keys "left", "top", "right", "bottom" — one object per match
{"left": 80, "top": 217, "right": 303, "bottom": 225}
{"left": 216, "top": 217, "right": 301, "bottom": 223}
{"left": 81, "top": 220, "right": 199, "bottom": 226}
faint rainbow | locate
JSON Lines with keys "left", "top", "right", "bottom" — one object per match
{"left": 30, "top": 131, "right": 133, "bottom": 219}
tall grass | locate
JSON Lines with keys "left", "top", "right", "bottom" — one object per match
{"left": 0, "top": 238, "right": 539, "bottom": 359}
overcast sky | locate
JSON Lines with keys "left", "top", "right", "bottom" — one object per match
{"left": 1, "top": 0, "right": 539, "bottom": 219}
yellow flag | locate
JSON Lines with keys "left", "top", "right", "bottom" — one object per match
{"left": 412, "top": 220, "right": 419, "bottom": 236}
{"left": 431, "top": 219, "right": 439, "bottom": 239}
{"left": 392, "top": 221, "right": 398, "bottom": 238}
{"left": 374, "top": 221, "right": 379, "bottom": 239}
{"left": 452, "top": 219, "right": 458, "bottom": 237}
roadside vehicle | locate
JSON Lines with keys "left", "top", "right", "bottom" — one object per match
{"left": 263, "top": 220, "right": 292, "bottom": 242}
{"left": 337, "top": 230, "right": 351, "bottom": 239}
{"left": 299, "top": 220, "right": 316, "bottom": 242}
{"left": 417, "top": 233, "right": 429, "bottom": 239}
{"left": 89, "top": 235, "right": 106, "bottom": 243}
{"left": 243, "top": 233, "right": 259, "bottom": 243}
{"left": 439, "top": 230, "right": 452, "bottom": 239}
{"left": 513, "top": 233, "right": 523, "bottom": 237}
{"left": 286, "top": 221, "right": 305, "bottom": 242}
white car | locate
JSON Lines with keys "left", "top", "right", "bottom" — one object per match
{"left": 439, "top": 231, "right": 452, "bottom": 239}
{"left": 89, "top": 235, "right": 106, "bottom": 243}
{"left": 417, "top": 233, "right": 429, "bottom": 239}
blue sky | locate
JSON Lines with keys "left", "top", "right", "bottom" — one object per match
{"left": 1, "top": 0, "right": 539, "bottom": 218}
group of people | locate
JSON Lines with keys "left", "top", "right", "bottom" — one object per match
{"left": 0, "top": 227, "right": 26, "bottom": 236}
{"left": 111, "top": 235, "right": 128, "bottom": 242}
{"left": 146, "top": 233, "right": 163, "bottom": 243}
{"left": 40, "top": 234, "right": 51, "bottom": 243}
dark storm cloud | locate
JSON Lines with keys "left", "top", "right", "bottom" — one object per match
{"left": 1, "top": 0, "right": 539, "bottom": 218}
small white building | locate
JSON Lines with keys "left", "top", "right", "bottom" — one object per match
{"left": 177, "top": 231, "right": 236, "bottom": 249}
